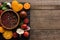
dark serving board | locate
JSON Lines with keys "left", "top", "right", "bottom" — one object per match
{"left": 0, "top": 2, "right": 30, "bottom": 40}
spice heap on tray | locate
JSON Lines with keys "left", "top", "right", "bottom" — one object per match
{"left": 0, "top": 0, "right": 30, "bottom": 40}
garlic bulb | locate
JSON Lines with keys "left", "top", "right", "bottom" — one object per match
{"left": 16, "top": 28, "right": 24, "bottom": 34}
{"left": 7, "top": 2, "right": 11, "bottom": 7}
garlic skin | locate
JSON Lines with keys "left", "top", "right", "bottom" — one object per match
{"left": 16, "top": 28, "right": 24, "bottom": 34}
{"left": 27, "top": 26, "right": 30, "bottom": 31}
{"left": 7, "top": 2, "right": 11, "bottom": 7}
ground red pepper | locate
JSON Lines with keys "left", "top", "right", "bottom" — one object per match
{"left": 1, "top": 11, "right": 18, "bottom": 28}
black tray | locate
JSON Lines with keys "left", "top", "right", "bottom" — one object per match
{"left": 0, "top": 2, "right": 30, "bottom": 40}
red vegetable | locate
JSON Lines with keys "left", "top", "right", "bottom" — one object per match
{"left": 0, "top": 10, "right": 3, "bottom": 15}
{"left": 20, "top": 11, "right": 27, "bottom": 18}
{"left": 23, "top": 31, "right": 29, "bottom": 37}
{"left": 24, "top": 18, "right": 29, "bottom": 24}
{"left": 13, "top": 32, "right": 18, "bottom": 38}
{"left": 21, "top": 24, "right": 27, "bottom": 29}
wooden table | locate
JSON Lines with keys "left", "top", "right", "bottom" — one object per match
{"left": 1, "top": 0, "right": 60, "bottom": 40}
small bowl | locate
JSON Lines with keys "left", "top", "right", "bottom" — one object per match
{"left": 1, "top": 9, "right": 20, "bottom": 30}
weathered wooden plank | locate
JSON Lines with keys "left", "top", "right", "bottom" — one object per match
{"left": 30, "top": 29, "right": 60, "bottom": 40}
{"left": 30, "top": 10, "right": 60, "bottom": 29}
{"left": 1, "top": 0, "right": 60, "bottom": 5}
{"left": 31, "top": 5, "right": 60, "bottom": 10}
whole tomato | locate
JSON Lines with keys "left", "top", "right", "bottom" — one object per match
{"left": 21, "top": 24, "right": 27, "bottom": 29}
{"left": 23, "top": 31, "right": 29, "bottom": 37}
{"left": 24, "top": 18, "right": 29, "bottom": 24}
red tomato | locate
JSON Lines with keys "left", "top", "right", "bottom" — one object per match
{"left": 23, "top": 31, "right": 29, "bottom": 37}
{"left": 21, "top": 24, "right": 27, "bottom": 29}
{"left": 24, "top": 18, "right": 29, "bottom": 24}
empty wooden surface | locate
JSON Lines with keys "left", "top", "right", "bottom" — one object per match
{"left": 1, "top": 0, "right": 60, "bottom": 40}
{"left": 31, "top": 10, "right": 60, "bottom": 29}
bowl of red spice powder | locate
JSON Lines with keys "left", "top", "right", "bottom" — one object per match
{"left": 0, "top": 9, "right": 20, "bottom": 30}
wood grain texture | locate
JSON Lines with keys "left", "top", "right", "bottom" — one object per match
{"left": 1, "top": 0, "right": 60, "bottom": 5}
{"left": 31, "top": 10, "right": 60, "bottom": 29}
{"left": 1, "top": 0, "right": 60, "bottom": 9}
{"left": 1, "top": 0, "right": 60, "bottom": 40}
{"left": 31, "top": 5, "right": 60, "bottom": 10}
{"left": 30, "top": 29, "right": 60, "bottom": 40}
